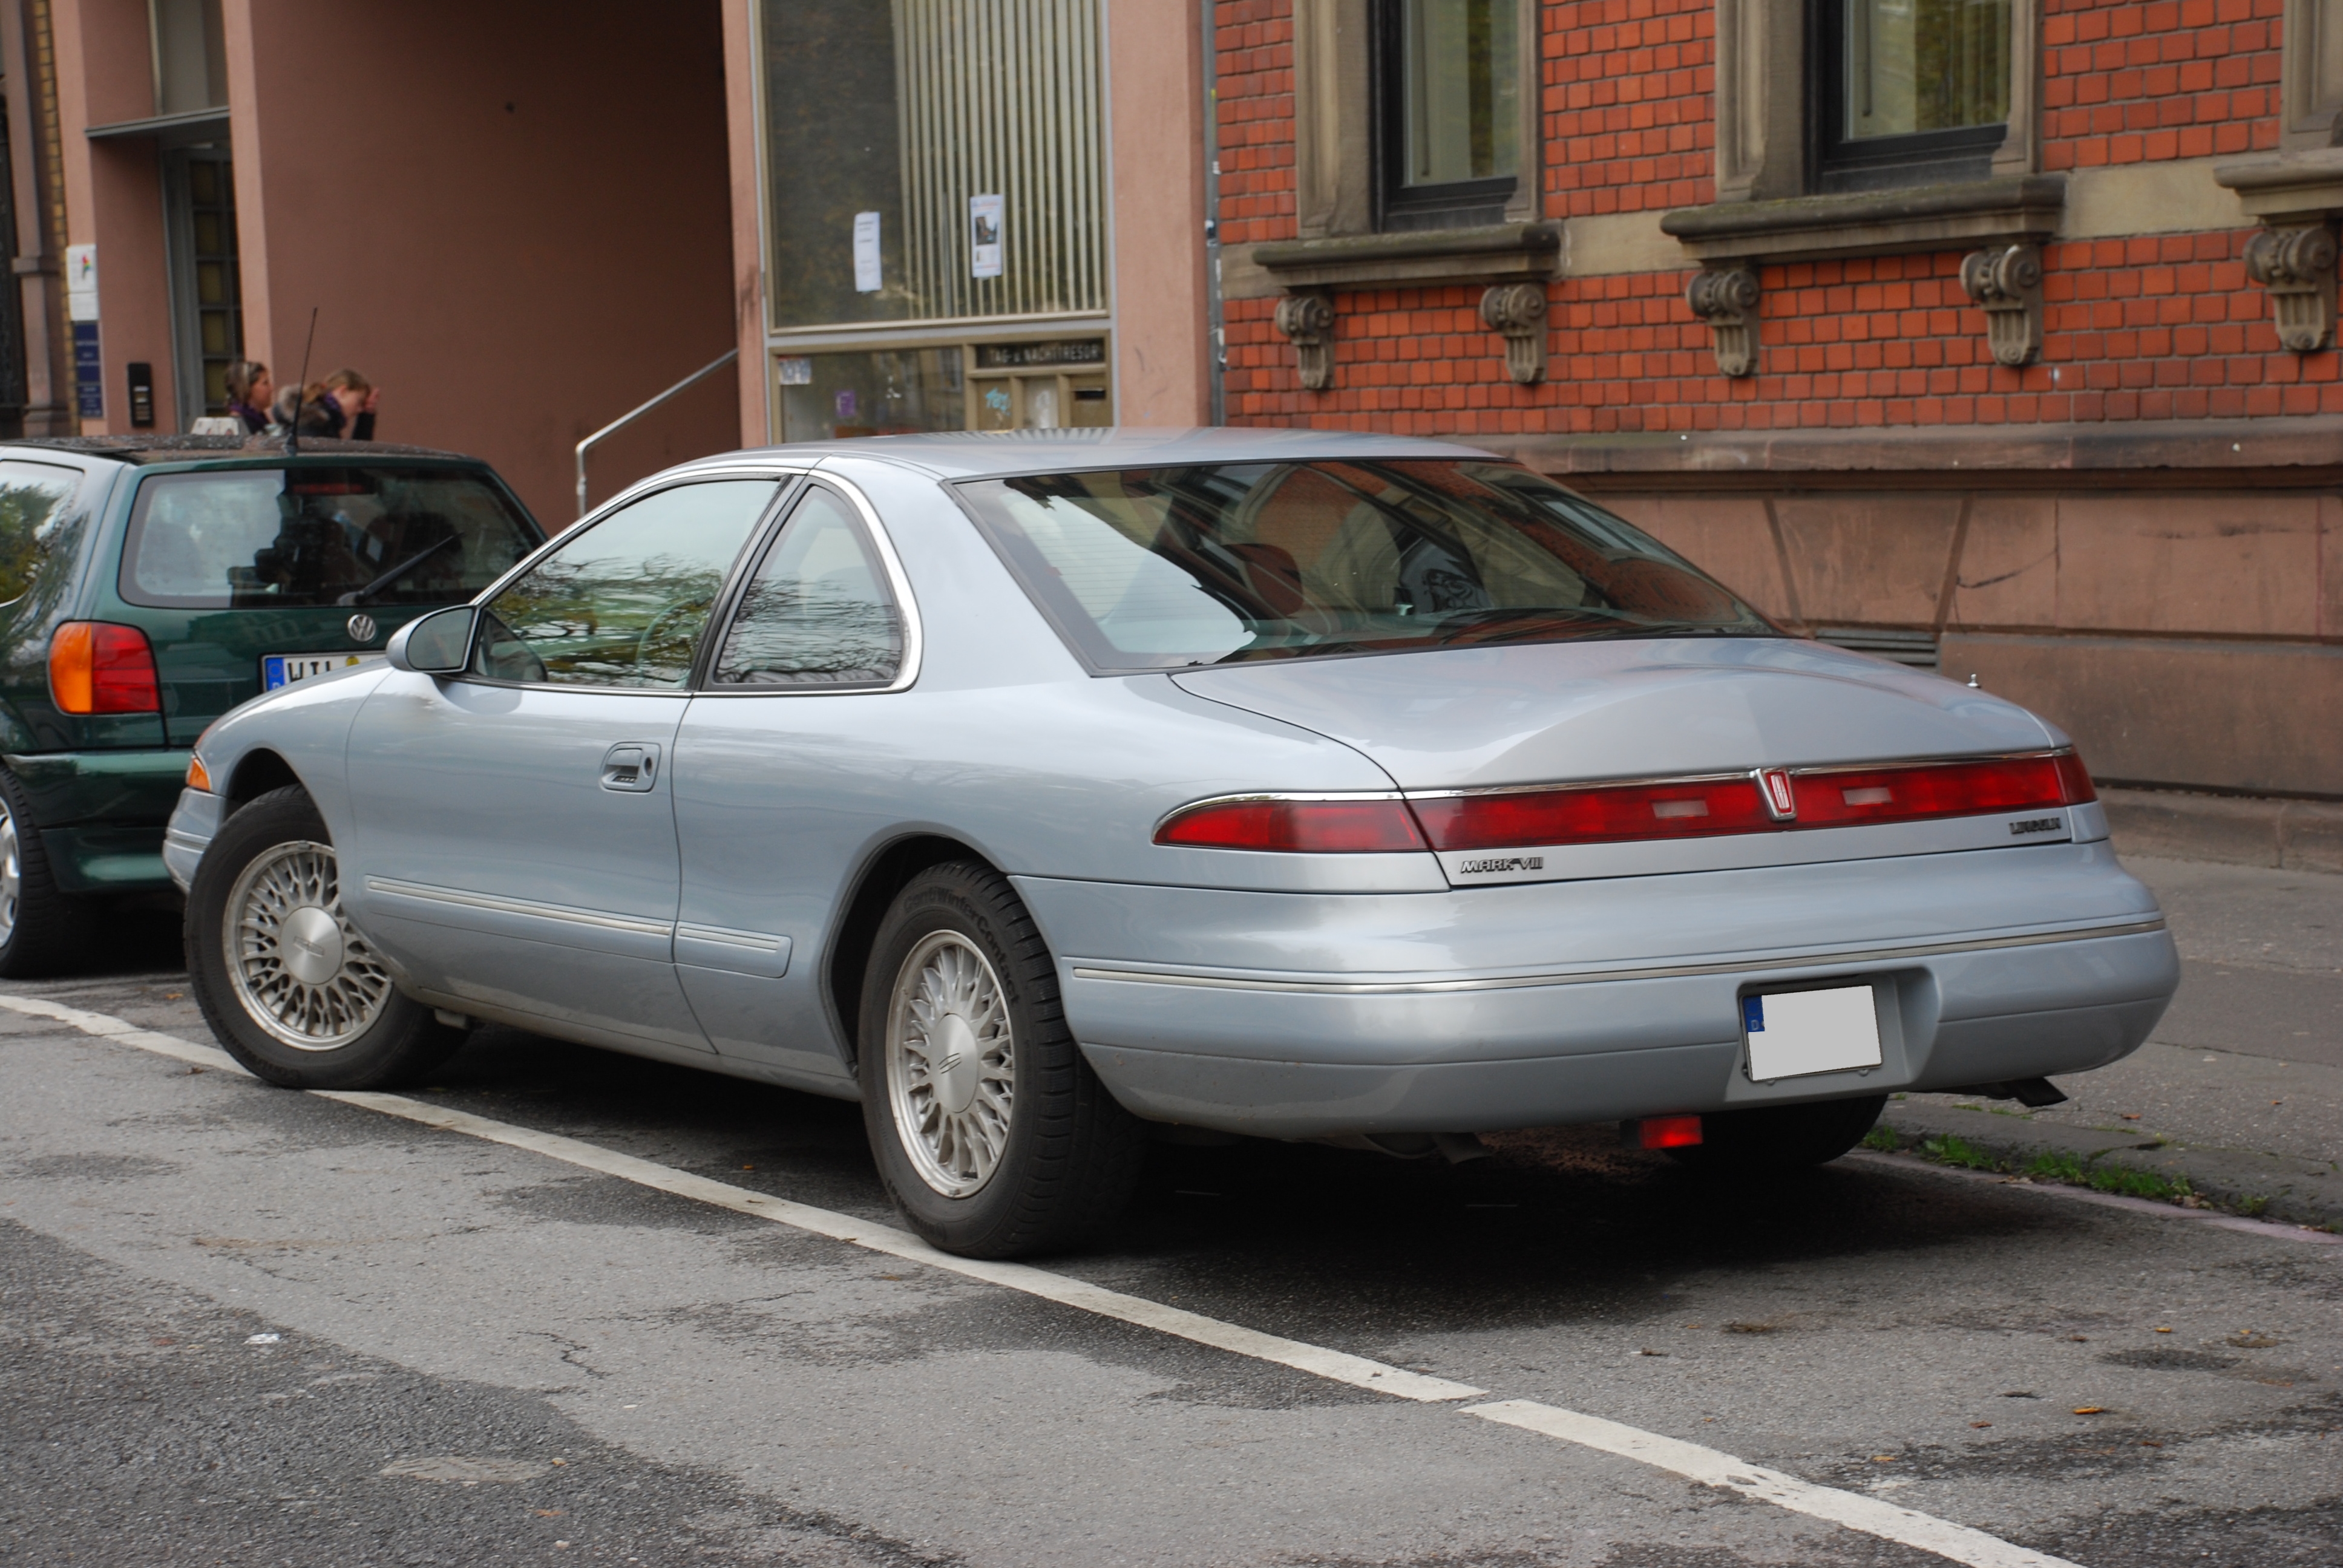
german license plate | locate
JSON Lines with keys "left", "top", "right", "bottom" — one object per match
{"left": 1742, "top": 984, "right": 1883, "bottom": 1081}
{"left": 262, "top": 652, "right": 384, "bottom": 691}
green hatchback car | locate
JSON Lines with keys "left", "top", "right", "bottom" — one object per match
{"left": 0, "top": 436, "right": 545, "bottom": 975}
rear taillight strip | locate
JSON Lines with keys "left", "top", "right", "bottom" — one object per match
{"left": 1152, "top": 751, "right": 2095, "bottom": 855}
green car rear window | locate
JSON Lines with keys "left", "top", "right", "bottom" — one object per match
{"left": 119, "top": 466, "right": 539, "bottom": 610}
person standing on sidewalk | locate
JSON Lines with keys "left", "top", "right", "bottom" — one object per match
{"left": 321, "top": 370, "right": 379, "bottom": 440}
{"left": 224, "top": 362, "right": 273, "bottom": 434}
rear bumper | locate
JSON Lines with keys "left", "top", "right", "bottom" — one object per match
{"left": 4, "top": 750, "right": 191, "bottom": 893}
{"left": 1017, "top": 843, "right": 2180, "bottom": 1138}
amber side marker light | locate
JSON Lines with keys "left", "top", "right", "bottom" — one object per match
{"left": 48, "top": 621, "right": 161, "bottom": 715}
{"left": 1629, "top": 1115, "right": 1703, "bottom": 1150}
{"left": 185, "top": 754, "right": 212, "bottom": 792}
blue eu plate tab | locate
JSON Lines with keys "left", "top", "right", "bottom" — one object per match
{"left": 1742, "top": 995, "right": 1766, "bottom": 1034}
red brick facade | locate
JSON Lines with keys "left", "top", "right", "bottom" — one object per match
{"left": 1211, "top": 0, "right": 2327, "bottom": 434}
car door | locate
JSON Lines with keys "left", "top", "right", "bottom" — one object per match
{"left": 342, "top": 476, "right": 787, "bottom": 1050}
{"left": 670, "top": 478, "right": 917, "bottom": 1086}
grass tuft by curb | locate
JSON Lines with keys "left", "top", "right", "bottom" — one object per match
{"left": 1867, "top": 1128, "right": 2219, "bottom": 1210}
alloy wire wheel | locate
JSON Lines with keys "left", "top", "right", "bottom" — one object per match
{"left": 885, "top": 930, "right": 1017, "bottom": 1198}
{"left": 221, "top": 840, "right": 393, "bottom": 1051}
{"left": 0, "top": 798, "right": 20, "bottom": 947}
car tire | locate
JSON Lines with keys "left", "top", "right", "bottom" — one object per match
{"left": 1664, "top": 1094, "right": 1887, "bottom": 1176}
{"left": 0, "top": 765, "right": 99, "bottom": 978}
{"left": 857, "top": 860, "right": 1144, "bottom": 1258}
{"left": 185, "top": 785, "right": 462, "bottom": 1090}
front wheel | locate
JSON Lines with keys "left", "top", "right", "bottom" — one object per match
{"left": 1665, "top": 1094, "right": 1887, "bottom": 1176}
{"left": 857, "top": 861, "right": 1144, "bottom": 1258}
{"left": 185, "top": 785, "right": 462, "bottom": 1089}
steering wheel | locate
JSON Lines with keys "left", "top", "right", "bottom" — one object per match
{"left": 633, "top": 599, "right": 708, "bottom": 675}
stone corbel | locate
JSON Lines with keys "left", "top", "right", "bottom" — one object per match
{"left": 1478, "top": 283, "right": 1548, "bottom": 385}
{"left": 1273, "top": 291, "right": 1336, "bottom": 392}
{"left": 2215, "top": 153, "right": 2343, "bottom": 354}
{"left": 1684, "top": 264, "right": 1760, "bottom": 377}
{"left": 1959, "top": 244, "right": 2045, "bottom": 368}
{"left": 2244, "top": 224, "right": 2339, "bottom": 352}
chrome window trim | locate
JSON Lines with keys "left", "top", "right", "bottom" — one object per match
{"left": 364, "top": 876, "right": 675, "bottom": 938}
{"left": 689, "top": 468, "right": 925, "bottom": 699}
{"left": 448, "top": 469, "right": 814, "bottom": 696}
{"left": 1067, "top": 916, "right": 2168, "bottom": 997}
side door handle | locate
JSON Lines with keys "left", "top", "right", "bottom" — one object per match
{"left": 600, "top": 742, "right": 661, "bottom": 793}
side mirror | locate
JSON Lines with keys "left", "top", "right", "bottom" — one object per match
{"left": 387, "top": 606, "right": 477, "bottom": 675}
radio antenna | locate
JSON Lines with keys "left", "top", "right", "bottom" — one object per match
{"left": 283, "top": 307, "right": 318, "bottom": 457}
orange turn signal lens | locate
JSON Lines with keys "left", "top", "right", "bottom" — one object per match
{"left": 48, "top": 621, "right": 161, "bottom": 715}
{"left": 185, "top": 754, "right": 212, "bottom": 792}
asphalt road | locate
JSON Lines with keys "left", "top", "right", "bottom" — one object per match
{"left": 3, "top": 868, "right": 2340, "bottom": 1568}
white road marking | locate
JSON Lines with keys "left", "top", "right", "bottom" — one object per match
{"left": 1467, "top": 1401, "right": 2081, "bottom": 1568}
{"left": 3, "top": 993, "right": 2096, "bottom": 1567}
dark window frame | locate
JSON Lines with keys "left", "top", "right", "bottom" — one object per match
{"left": 1809, "top": 1, "right": 2009, "bottom": 194}
{"left": 1371, "top": 0, "right": 1519, "bottom": 232}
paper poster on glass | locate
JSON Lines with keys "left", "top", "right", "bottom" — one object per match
{"left": 777, "top": 357, "right": 814, "bottom": 386}
{"left": 852, "top": 211, "right": 882, "bottom": 293}
{"left": 968, "top": 194, "right": 1004, "bottom": 279}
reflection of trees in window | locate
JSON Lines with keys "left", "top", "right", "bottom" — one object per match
{"left": 0, "top": 481, "right": 68, "bottom": 604}
{"left": 487, "top": 553, "right": 729, "bottom": 687}
{"left": 716, "top": 575, "right": 902, "bottom": 685}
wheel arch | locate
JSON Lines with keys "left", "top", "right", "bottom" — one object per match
{"left": 222, "top": 748, "right": 304, "bottom": 810}
{"left": 824, "top": 832, "right": 998, "bottom": 1070}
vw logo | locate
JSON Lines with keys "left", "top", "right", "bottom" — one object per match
{"left": 346, "top": 613, "right": 378, "bottom": 642}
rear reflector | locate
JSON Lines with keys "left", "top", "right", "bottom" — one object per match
{"left": 1634, "top": 1115, "right": 1703, "bottom": 1150}
{"left": 48, "top": 621, "right": 161, "bottom": 716}
{"left": 1155, "top": 796, "right": 1427, "bottom": 854}
{"left": 1792, "top": 753, "right": 2093, "bottom": 828}
{"left": 1412, "top": 751, "right": 2095, "bottom": 853}
{"left": 1412, "top": 777, "right": 1774, "bottom": 852}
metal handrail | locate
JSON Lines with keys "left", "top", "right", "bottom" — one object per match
{"left": 574, "top": 348, "right": 739, "bottom": 517}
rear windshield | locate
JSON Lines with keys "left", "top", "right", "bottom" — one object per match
{"left": 119, "top": 466, "right": 540, "bottom": 610}
{"left": 955, "top": 460, "right": 1775, "bottom": 671}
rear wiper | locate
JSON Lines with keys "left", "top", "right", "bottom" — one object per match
{"left": 338, "top": 534, "right": 459, "bottom": 606}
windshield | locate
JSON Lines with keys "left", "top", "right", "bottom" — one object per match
{"left": 955, "top": 459, "right": 1775, "bottom": 670}
{"left": 119, "top": 465, "right": 540, "bottom": 610}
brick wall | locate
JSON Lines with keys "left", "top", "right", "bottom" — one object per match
{"left": 1213, "top": 0, "right": 2319, "bottom": 433}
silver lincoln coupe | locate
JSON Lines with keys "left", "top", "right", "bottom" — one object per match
{"left": 166, "top": 429, "right": 2178, "bottom": 1256}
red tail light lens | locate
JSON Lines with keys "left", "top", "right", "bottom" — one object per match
{"left": 48, "top": 621, "right": 161, "bottom": 715}
{"left": 1411, "top": 777, "right": 1774, "bottom": 852}
{"left": 1155, "top": 796, "right": 1427, "bottom": 853}
{"left": 1792, "top": 753, "right": 2094, "bottom": 828}
{"left": 1635, "top": 1114, "right": 1704, "bottom": 1150}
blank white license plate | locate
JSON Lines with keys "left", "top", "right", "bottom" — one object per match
{"left": 262, "top": 652, "right": 384, "bottom": 690}
{"left": 1742, "top": 983, "right": 1884, "bottom": 1081}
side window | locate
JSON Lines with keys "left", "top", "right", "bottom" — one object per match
{"left": 0, "top": 461, "right": 82, "bottom": 606}
{"left": 471, "top": 479, "right": 779, "bottom": 688}
{"left": 709, "top": 485, "right": 905, "bottom": 688}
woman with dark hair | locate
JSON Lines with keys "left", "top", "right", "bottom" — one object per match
{"left": 223, "top": 361, "right": 273, "bottom": 434}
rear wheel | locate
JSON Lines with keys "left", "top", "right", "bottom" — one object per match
{"left": 0, "top": 766, "right": 99, "bottom": 978}
{"left": 185, "top": 785, "right": 462, "bottom": 1089}
{"left": 857, "top": 861, "right": 1144, "bottom": 1258}
{"left": 1665, "top": 1095, "right": 1887, "bottom": 1175}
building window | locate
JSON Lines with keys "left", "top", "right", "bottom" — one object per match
{"left": 162, "top": 149, "right": 240, "bottom": 420}
{"left": 1815, "top": 0, "right": 2012, "bottom": 192}
{"left": 2282, "top": 0, "right": 2343, "bottom": 147}
{"left": 759, "top": 0, "right": 1104, "bottom": 332}
{"left": 1375, "top": 0, "right": 1519, "bottom": 230}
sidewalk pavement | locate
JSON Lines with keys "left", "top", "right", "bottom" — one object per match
{"left": 1882, "top": 852, "right": 2343, "bottom": 1228}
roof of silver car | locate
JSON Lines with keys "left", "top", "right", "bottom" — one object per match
{"left": 676, "top": 426, "right": 1498, "bottom": 481}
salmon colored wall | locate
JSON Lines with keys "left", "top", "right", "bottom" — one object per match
{"left": 721, "top": 0, "right": 767, "bottom": 449}
{"left": 53, "top": 0, "right": 180, "bottom": 433}
{"left": 1109, "top": 0, "right": 1211, "bottom": 426}
{"left": 221, "top": 0, "right": 738, "bottom": 527}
